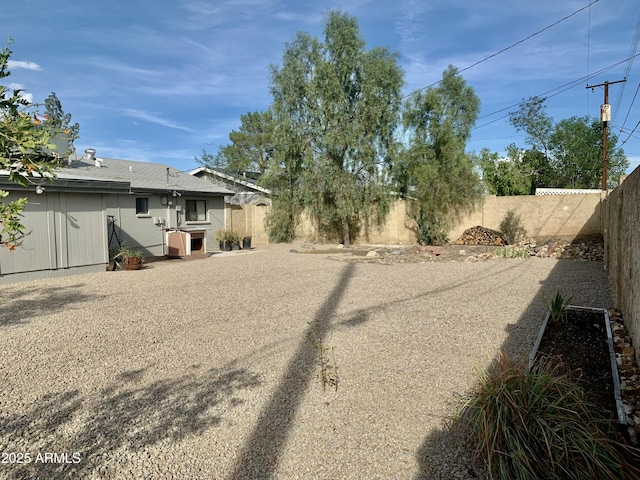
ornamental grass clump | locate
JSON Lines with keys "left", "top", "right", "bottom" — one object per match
{"left": 456, "top": 351, "right": 640, "bottom": 480}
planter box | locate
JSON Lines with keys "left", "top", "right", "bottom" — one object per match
{"left": 529, "top": 305, "right": 625, "bottom": 424}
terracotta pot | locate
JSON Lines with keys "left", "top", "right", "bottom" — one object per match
{"left": 124, "top": 257, "right": 143, "bottom": 270}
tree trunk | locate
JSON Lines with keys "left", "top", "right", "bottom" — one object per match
{"left": 342, "top": 218, "right": 350, "bottom": 246}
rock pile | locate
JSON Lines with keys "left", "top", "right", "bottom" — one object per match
{"left": 561, "top": 240, "right": 605, "bottom": 261}
{"left": 610, "top": 309, "right": 640, "bottom": 444}
{"left": 329, "top": 235, "right": 605, "bottom": 264}
{"left": 518, "top": 239, "right": 604, "bottom": 261}
{"left": 454, "top": 226, "right": 507, "bottom": 246}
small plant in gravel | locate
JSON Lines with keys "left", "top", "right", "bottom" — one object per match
{"left": 456, "top": 351, "right": 640, "bottom": 480}
{"left": 495, "top": 245, "right": 529, "bottom": 258}
{"left": 543, "top": 290, "right": 573, "bottom": 323}
{"left": 499, "top": 209, "right": 527, "bottom": 244}
{"left": 308, "top": 324, "right": 338, "bottom": 391}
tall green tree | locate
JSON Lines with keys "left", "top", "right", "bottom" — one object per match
{"left": 521, "top": 148, "right": 555, "bottom": 192}
{"left": 476, "top": 148, "right": 531, "bottom": 196}
{"left": 268, "top": 10, "right": 404, "bottom": 245}
{"left": 0, "top": 42, "right": 62, "bottom": 249}
{"left": 44, "top": 91, "right": 79, "bottom": 144}
{"left": 509, "top": 96, "right": 554, "bottom": 159}
{"left": 549, "top": 116, "right": 627, "bottom": 189}
{"left": 477, "top": 145, "right": 555, "bottom": 196}
{"left": 509, "top": 98, "right": 628, "bottom": 190}
{"left": 199, "top": 110, "right": 274, "bottom": 175}
{"left": 400, "top": 66, "right": 482, "bottom": 245}
{"left": 260, "top": 125, "right": 305, "bottom": 243}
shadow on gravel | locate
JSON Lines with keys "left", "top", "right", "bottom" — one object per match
{"left": 223, "top": 257, "right": 528, "bottom": 479}
{"left": 0, "top": 284, "right": 103, "bottom": 327}
{"left": 1, "top": 366, "right": 261, "bottom": 479}
{"left": 227, "top": 262, "right": 357, "bottom": 480}
{"left": 328, "top": 260, "right": 528, "bottom": 340}
{"left": 414, "top": 255, "right": 614, "bottom": 479}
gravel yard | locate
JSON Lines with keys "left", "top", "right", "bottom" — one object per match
{"left": 0, "top": 244, "right": 613, "bottom": 479}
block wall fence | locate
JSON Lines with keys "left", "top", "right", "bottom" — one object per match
{"left": 229, "top": 193, "right": 604, "bottom": 246}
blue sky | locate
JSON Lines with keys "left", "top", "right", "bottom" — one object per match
{"left": 3, "top": 0, "right": 639, "bottom": 175}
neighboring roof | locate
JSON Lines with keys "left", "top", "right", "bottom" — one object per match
{"left": 63, "top": 154, "right": 234, "bottom": 195}
{"left": 190, "top": 166, "right": 271, "bottom": 195}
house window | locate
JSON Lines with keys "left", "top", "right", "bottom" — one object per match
{"left": 136, "top": 197, "right": 149, "bottom": 215}
{"left": 186, "top": 199, "right": 207, "bottom": 221}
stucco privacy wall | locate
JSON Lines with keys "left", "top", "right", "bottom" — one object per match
{"left": 449, "top": 193, "right": 604, "bottom": 241}
{"left": 604, "top": 166, "right": 640, "bottom": 362}
{"left": 234, "top": 193, "right": 603, "bottom": 245}
{"left": 225, "top": 204, "right": 270, "bottom": 245}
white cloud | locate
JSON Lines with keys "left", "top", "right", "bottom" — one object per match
{"left": 7, "top": 60, "right": 41, "bottom": 71}
{"left": 85, "top": 58, "right": 162, "bottom": 77}
{"left": 5, "top": 0, "right": 635, "bottom": 172}
{"left": 122, "top": 108, "right": 193, "bottom": 132}
{"left": 19, "top": 92, "right": 34, "bottom": 104}
{"left": 5, "top": 83, "right": 33, "bottom": 103}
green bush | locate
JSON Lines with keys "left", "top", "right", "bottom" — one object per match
{"left": 264, "top": 207, "right": 298, "bottom": 243}
{"left": 408, "top": 208, "right": 449, "bottom": 246}
{"left": 499, "top": 209, "right": 527, "bottom": 244}
{"left": 457, "top": 352, "right": 640, "bottom": 479}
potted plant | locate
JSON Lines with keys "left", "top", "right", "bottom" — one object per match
{"left": 229, "top": 231, "right": 242, "bottom": 250}
{"left": 215, "top": 230, "right": 234, "bottom": 251}
{"left": 242, "top": 235, "right": 252, "bottom": 250}
{"left": 114, "top": 243, "right": 144, "bottom": 270}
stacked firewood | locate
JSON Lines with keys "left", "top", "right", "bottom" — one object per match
{"left": 454, "top": 226, "right": 507, "bottom": 246}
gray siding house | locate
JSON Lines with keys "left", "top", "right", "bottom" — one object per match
{"left": 0, "top": 149, "right": 233, "bottom": 284}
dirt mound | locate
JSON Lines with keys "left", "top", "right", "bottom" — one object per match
{"left": 454, "top": 226, "right": 507, "bottom": 246}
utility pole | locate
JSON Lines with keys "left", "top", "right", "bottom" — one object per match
{"left": 586, "top": 79, "right": 626, "bottom": 190}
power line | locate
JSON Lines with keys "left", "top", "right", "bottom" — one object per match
{"left": 612, "top": 12, "right": 640, "bottom": 124}
{"left": 617, "top": 83, "right": 640, "bottom": 137}
{"left": 473, "top": 53, "right": 640, "bottom": 130}
{"left": 401, "top": 0, "right": 601, "bottom": 101}
{"left": 620, "top": 119, "right": 640, "bottom": 147}
{"left": 614, "top": 125, "right": 640, "bottom": 142}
